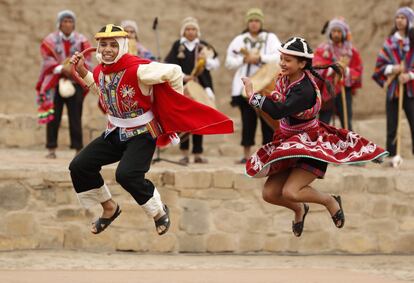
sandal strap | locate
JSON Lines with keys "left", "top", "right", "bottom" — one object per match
{"left": 92, "top": 204, "right": 122, "bottom": 234}
{"left": 154, "top": 205, "right": 170, "bottom": 235}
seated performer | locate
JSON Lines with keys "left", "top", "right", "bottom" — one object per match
{"left": 314, "top": 18, "right": 363, "bottom": 130}
{"left": 69, "top": 24, "right": 233, "bottom": 235}
{"left": 243, "top": 37, "right": 388, "bottom": 237}
{"left": 165, "top": 17, "right": 220, "bottom": 164}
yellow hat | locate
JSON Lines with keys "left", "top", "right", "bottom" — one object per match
{"left": 95, "top": 24, "right": 128, "bottom": 40}
{"left": 246, "top": 8, "right": 264, "bottom": 24}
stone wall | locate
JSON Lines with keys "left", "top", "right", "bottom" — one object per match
{"left": 0, "top": 164, "right": 413, "bottom": 254}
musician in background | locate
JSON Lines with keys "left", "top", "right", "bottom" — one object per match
{"left": 121, "top": 20, "right": 156, "bottom": 60}
{"left": 225, "top": 8, "right": 281, "bottom": 164}
{"left": 165, "top": 16, "right": 220, "bottom": 164}
{"left": 313, "top": 18, "right": 363, "bottom": 131}
{"left": 36, "top": 10, "right": 92, "bottom": 159}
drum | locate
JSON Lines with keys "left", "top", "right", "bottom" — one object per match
{"left": 244, "top": 62, "right": 280, "bottom": 96}
{"left": 184, "top": 80, "right": 216, "bottom": 109}
{"left": 243, "top": 62, "right": 280, "bottom": 130}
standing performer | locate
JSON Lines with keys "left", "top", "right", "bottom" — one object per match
{"left": 121, "top": 20, "right": 156, "bottom": 60}
{"left": 314, "top": 18, "right": 363, "bottom": 131}
{"left": 165, "top": 17, "right": 220, "bottom": 164}
{"left": 36, "top": 10, "right": 92, "bottom": 158}
{"left": 244, "top": 37, "right": 388, "bottom": 237}
{"left": 373, "top": 7, "right": 414, "bottom": 161}
{"left": 69, "top": 24, "right": 232, "bottom": 235}
{"left": 226, "top": 8, "right": 281, "bottom": 164}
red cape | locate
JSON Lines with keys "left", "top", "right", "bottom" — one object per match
{"left": 152, "top": 83, "right": 234, "bottom": 146}
{"left": 94, "top": 54, "right": 234, "bottom": 147}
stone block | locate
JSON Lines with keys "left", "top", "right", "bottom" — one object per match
{"left": 150, "top": 233, "right": 177, "bottom": 252}
{"left": 238, "top": 233, "right": 264, "bottom": 252}
{"left": 393, "top": 233, "right": 414, "bottom": 253}
{"left": 191, "top": 188, "right": 239, "bottom": 200}
{"left": 206, "top": 233, "right": 237, "bottom": 252}
{"left": 213, "top": 170, "right": 235, "bottom": 188}
{"left": 0, "top": 181, "right": 29, "bottom": 211}
{"left": 369, "top": 198, "right": 391, "bottom": 218}
{"left": 399, "top": 218, "right": 414, "bottom": 232}
{"left": 146, "top": 171, "right": 163, "bottom": 187}
{"left": 162, "top": 171, "right": 175, "bottom": 186}
{"left": 213, "top": 210, "right": 245, "bottom": 233}
{"left": 179, "top": 198, "right": 210, "bottom": 234}
{"left": 264, "top": 235, "right": 291, "bottom": 252}
{"left": 177, "top": 233, "right": 206, "bottom": 252}
{"left": 233, "top": 173, "right": 264, "bottom": 190}
{"left": 220, "top": 199, "right": 252, "bottom": 212}
{"left": 9, "top": 237, "right": 39, "bottom": 250}
{"left": 38, "top": 226, "right": 64, "bottom": 249}
{"left": 114, "top": 203, "right": 153, "bottom": 231}
{"left": 313, "top": 175, "right": 343, "bottom": 194}
{"left": 246, "top": 216, "right": 271, "bottom": 233}
{"left": 175, "top": 171, "right": 212, "bottom": 189}
{"left": 366, "top": 176, "right": 394, "bottom": 194}
{"left": 63, "top": 224, "right": 85, "bottom": 249}
{"left": 4, "top": 211, "right": 37, "bottom": 236}
{"left": 116, "top": 231, "right": 149, "bottom": 252}
{"left": 342, "top": 174, "right": 367, "bottom": 192}
{"left": 56, "top": 207, "right": 92, "bottom": 221}
{"left": 299, "top": 231, "right": 332, "bottom": 253}
{"left": 335, "top": 233, "right": 377, "bottom": 253}
{"left": 391, "top": 204, "right": 413, "bottom": 217}
{"left": 395, "top": 177, "right": 414, "bottom": 195}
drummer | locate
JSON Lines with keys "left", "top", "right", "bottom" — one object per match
{"left": 165, "top": 16, "right": 220, "bottom": 164}
{"left": 225, "top": 8, "right": 281, "bottom": 164}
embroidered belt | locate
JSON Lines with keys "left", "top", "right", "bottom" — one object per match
{"left": 279, "top": 118, "right": 319, "bottom": 136}
{"left": 107, "top": 110, "right": 154, "bottom": 128}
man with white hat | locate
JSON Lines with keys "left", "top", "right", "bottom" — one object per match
{"left": 165, "top": 17, "right": 220, "bottom": 164}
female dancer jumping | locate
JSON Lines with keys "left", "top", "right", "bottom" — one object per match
{"left": 243, "top": 37, "right": 388, "bottom": 237}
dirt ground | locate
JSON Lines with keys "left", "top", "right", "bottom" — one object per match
{"left": 0, "top": 250, "right": 413, "bottom": 283}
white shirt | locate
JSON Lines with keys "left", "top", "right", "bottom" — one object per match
{"left": 225, "top": 31, "right": 281, "bottom": 96}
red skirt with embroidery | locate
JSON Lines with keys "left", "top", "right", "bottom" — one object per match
{"left": 245, "top": 119, "right": 388, "bottom": 178}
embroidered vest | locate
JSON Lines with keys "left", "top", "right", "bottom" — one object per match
{"left": 93, "top": 63, "right": 162, "bottom": 141}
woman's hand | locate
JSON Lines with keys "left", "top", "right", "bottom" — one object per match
{"left": 70, "top": 51, "right": 88, "bottom": 78}
{"left": 241, "top": 77, "right": 254, "bottom": 98}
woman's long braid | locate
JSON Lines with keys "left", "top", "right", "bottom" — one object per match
{"left": 305, "top": 60, "right": 343, "bottom": 97}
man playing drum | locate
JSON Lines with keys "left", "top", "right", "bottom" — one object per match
{"left": 165, "top": 17, "right": 220, "bottom": 164}
{"left": 225, "top": 8, "right": 281, "bottom": 164}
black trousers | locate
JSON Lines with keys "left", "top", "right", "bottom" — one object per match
{"left": 237, "top": 96, "right": 273, "bottom": 146}
{"left": 69, "top": 130, "right": 157, "bottom": 205}
{"left": 46, "top": 83, "right": 84, "bottom": 150}
{"left": 319, "top": 87, "right": 353, "bottom": 131}
{"left": 179, "top": 134, "right": 203, "bottom": 154}
{"left": 385, "top": 92, "right": 414, "bottom": 156}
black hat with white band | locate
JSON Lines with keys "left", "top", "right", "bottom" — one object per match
{"left": 278, "top": 37, "right": 314, "bottom": 59}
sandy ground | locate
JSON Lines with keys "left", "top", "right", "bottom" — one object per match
{"left": 0, "top": 251, "right": 413, "bottom": 283}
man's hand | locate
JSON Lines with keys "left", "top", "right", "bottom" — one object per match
{"left": 244, "top": 53, "right": 261, "bottom": 65}
{"left": 70, "top": 51, "right": 88, "bottom": 78}
{"left": 183, "top": 75, "right": 194, "bottom": 83}
{"left": 399, "top": 73, "right": 411, "bottom": 84}
{"left": 392, "top": 64, "right": 404, "bottom": 75}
